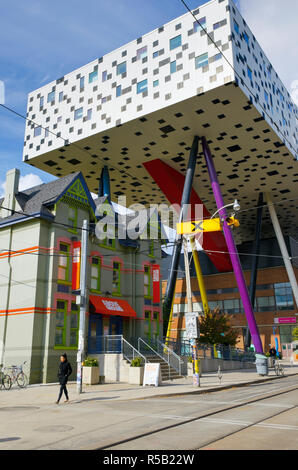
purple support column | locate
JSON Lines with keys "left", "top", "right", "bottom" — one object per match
{"left": 202, "top": 137, "right": 263, "bottom": 354}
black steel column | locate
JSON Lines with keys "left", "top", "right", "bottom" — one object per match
{"left": 245, "top": 192, "right": 263, "bottom": 348}
{"left": 163, "top": 135, "right": 199, "bottom": 335}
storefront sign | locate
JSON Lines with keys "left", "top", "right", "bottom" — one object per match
{"left": 143, "top": 363, "right": 161, "bottom": 387}
{"left": 274, "top": 317, "right": 297, "bottom": 324}
{"left": 152, "top": 264, "right": 160, "bottom": 303}
{"left": 72, "top": 241, "right": 81, "bottom": 291}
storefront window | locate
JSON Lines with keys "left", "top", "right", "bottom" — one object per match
{"left": 91, "top": 257, "right": 101, "bottom": 292}
{"left": 255, "top": 296, "right": 275, "bottom": 312}
{"left": 68, "top": 206, "right": 77, "bottom": 232}
{"left": 58, "top": 243, "right": 70, "bottom": 283}
{"left": 55, "top": 300, "right": 66, "bottom": 346}
{"left": 274, "top": 283, "right": 294, "bottom": 310}
{"left": 112, "top": 262, "right": 121, "bottom": 294}
{"left": 70, "top": 302, "right": 79, "bottom": 347}
{"left": 144, "top": 265, "right": 151, "bottom": 297}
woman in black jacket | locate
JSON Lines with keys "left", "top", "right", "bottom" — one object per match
{"left": 56, "top": 353, "right": 72, "bottom": 404}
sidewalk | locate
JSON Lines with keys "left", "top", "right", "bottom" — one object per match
{"left": 1, "top": 362, "right": 297, "bottom": 405}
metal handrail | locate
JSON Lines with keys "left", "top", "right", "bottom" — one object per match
{"left": 158, "top": 339, "right": 183, "bottom": 362}
{"left": 157, "top": 339, "right": 184, "bottom": 376}
{"left": 122, "top": 337, "right": 147, "bottom": 364}
{"left": 137, "top": 338, "right": 165, "bottom": 362}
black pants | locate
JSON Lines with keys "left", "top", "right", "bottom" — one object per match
{"left": 58, "top": 382, "right": 69, "bottom": 402}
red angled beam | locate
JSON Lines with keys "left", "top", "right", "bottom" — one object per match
{"left": 143, "top": 158, "right": 232, "bottom": 272}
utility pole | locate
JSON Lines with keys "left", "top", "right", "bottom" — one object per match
{"left": 183, "top": 237, "right": 200, "bottom": 387}
{"left": 77, "top": 219, "right": 88, "bottom": 394}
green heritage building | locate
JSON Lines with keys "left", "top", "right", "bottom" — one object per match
{"left": 0, "top": 169, "right": 164, "bottom": 383}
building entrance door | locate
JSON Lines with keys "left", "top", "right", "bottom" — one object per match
{"left": 109, "top": 316, "right": 123, "bottom": 352}
{"left": 88, "top": 314, "right": 103, "bottom": 353}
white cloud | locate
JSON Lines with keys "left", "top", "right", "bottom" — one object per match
{"left": 0, "top": 173, "right": 44, "bottom": 197}
{"left": 19, "top": 173, "right": 44, "bottom": 191}
{"left": 238, "top": 0, "right": 298, "bottom": 90}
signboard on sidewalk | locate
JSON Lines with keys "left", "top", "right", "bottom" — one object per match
{"left": 143, "top": 363, "right": 161, "bottom": 387}
{"left": 185, "top": 312, "right": 200, "bottom": 339}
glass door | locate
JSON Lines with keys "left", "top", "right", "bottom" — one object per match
{"left": 88, "top": 314, "right": 103, "bottom": 353}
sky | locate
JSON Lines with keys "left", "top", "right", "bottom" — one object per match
{"left": 0, "top": 0, "right": 297, "bottom": 196}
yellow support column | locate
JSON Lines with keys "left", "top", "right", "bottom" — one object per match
{"left": 165, "top": 298, "right": 175, "bottom": 347}
{"left": 189, "top": 236, "right": 210, "bottom": 315}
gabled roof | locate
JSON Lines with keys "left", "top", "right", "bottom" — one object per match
{"left": 0, "top": 172, "right": 96, "bottom": 227}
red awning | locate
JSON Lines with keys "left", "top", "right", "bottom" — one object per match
{"left": 89, "top": 296, "right": 137, "bottom": 318}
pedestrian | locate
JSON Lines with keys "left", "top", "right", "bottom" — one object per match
{"left": 269, "top": 344, "right": 277, "bottom": 366}
{"left": 269, "top": 345, "right": 277, "bottom": 357}
{"left": 56, "top": 353, "right": 72, "bottom": 404}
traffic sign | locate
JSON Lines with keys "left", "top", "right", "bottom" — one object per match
{"left": 176, "top": 217, "right": 239, "bottom": 235}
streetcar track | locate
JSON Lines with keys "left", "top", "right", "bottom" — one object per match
{"left": 97, "top": 380, "right": 298, "bottom": 450}
{"left": 197, "top": 402, "right": 298, "bottom": 449}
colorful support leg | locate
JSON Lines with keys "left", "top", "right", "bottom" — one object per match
{"left": 189, "top": 236, "right": 209, "bottom": 315}
{"left": 202, "top": 137, "right": 263, "bottom": 354}
{"left": 245, "top": 192, "right": 264, "bottom": 348}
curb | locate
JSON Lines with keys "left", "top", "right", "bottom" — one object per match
{"left": 132, "top": 371, "right": 298, "bottom": 401}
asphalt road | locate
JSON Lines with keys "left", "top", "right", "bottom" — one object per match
{"left": 1, "top": 374, "right": 298, "bottom": 450}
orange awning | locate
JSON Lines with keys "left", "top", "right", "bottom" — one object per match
{"left": 89, "top": 296, "right": 137, "bottom": 318}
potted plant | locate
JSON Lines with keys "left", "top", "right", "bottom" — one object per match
{"left": 129, "top": 357, "right": 144, "bottom": 385}
{"left": 82, "top": 357, "right": 99, "bottom": 385}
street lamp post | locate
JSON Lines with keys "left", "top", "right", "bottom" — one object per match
{"left": 76, "top": 219, "right": 88, "bottom": 395}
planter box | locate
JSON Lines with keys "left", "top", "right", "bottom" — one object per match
{"left": 82, "top": 366, "right": 99, "bottom": 385}
{"left": 129, "top": 366, "right": 144, "bottom": 385}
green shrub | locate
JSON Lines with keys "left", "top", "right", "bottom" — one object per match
{"left": 130, "top": 357, "right": 142, "bottom": 367}
{"left": 188, "top": 356, "right": 193, "bottom": 363}
{"left": 83, "top": 357, "right": 99, "bottom": 367}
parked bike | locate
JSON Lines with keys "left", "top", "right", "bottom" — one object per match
{"left": 274, "top": 359, "right": 284, "bottom": 377}
{"left": 0, "top": 364, "right": 12, "bottom": 390}
{"left": 5, "top": 361, "right": 28, "bottom": 388}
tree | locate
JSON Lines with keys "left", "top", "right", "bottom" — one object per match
{"left": 198, "top": 308, "right": 239, "bottom": 346}
{"left": 292, "top": 327, "right": 298, "bottom": 342}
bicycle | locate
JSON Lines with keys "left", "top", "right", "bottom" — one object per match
{"left": 274, "top": 359, "right": 285, "bottom": 377}
{"left": 5, "top": 361, "right": 28, "bottom": 388}
{"left": 0, "top": 364, "right": 12, "bottom": 390}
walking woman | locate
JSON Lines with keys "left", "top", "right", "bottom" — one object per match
{"left": 56, "top": 353, "right": 72, "bottom": 404}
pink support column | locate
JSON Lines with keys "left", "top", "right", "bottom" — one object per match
{"left": 202, "top": 137, "right": 263, "bottom": 354}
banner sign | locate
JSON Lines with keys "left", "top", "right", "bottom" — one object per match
{"left": 143, "top": 363, "right": 161, "bottom": 387}
{"left": 185, "top": 312, "right": 200, "bottom": 339}
{"left": 72, "top": 241, "right": 81, "bottom": 291}
{"left": 152, "top": 264, "right": 160, "bottom": 303}
{"left": 274, "top": 317, "right": 297, "bottom": 324}
{"left": 177, "top": 217, "right": 239, "bottom": 235}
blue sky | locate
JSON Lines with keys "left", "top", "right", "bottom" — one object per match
{"left": 0, "top": 0, "right": 296, "bottom": 193}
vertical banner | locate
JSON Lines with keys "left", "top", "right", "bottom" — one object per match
{"left": 72, "top": 241, "right": 81, "bottom": 291}
{"left": 152, "top": 264, "right": 160, "bottom": 303}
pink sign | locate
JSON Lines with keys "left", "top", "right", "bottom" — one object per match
{"left": 277, "top": 317, "right": 297, "bottom": 324}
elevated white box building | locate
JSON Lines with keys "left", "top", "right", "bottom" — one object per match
{"left": 23, "top": 0, "right": 298, "bottom": 241}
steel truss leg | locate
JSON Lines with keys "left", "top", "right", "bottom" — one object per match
{"left": 202, "top": 137, "right": 263, "bottom": 354}
{"left": 164, "top": 136, "right": 199, "bottom": 339}
{"left": 189, "top": 237, "right": 209, "bottom": 315}
{"left": 245, "top": 192, "right": 263, "bottom": 348}
{"left": 266, "top": 192, "right": 298, "bottom": 309}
